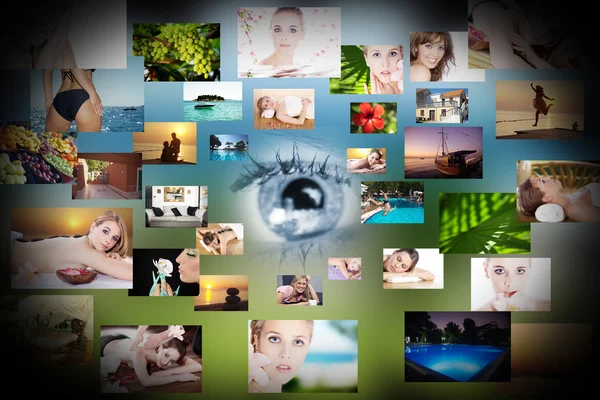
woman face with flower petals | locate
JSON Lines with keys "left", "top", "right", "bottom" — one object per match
{"left": 364, "top": 45, "right": 402, "bottom": 84}
{"left": 254, "top": 320, "right": 312, "bottom": 385}
{"left": 271, "top": 10, "right": 305, "bottom": 58}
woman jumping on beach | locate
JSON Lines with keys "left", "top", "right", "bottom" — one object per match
{"left": 531, "top": 82, "right": 554, "bottom": 126}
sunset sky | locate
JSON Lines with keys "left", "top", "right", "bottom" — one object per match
{"left": 198, "top": 275, "right": 248, "bottom": 290}
{"left": 133, "top": 122, "right": 197, "bottom": 145}
{"left": 496, "top": 80, "right": 584, "bottom": 113}
{"left": 405, "top": 126, "right": 482, "bottom": 158}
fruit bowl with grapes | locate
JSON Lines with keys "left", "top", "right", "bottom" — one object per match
{"left": 14, "top": 149, "right": 62, "bottom": 184}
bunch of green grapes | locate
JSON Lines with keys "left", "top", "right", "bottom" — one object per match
{"left": 43, "top": 153, "right": 73, "bottom": 177}
{"left": 133, "top": 23, "right": 218, "bottom": 79}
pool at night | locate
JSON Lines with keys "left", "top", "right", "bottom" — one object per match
{"left": 404, "top": 344, "right": 508, "bottom": 382}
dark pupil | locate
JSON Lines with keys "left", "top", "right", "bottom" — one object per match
{"left": 281, "top": 178, "right": 324, "bottom": 209}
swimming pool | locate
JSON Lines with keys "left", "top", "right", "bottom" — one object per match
{"left": 404, "top": 344, "right": 508, "bottom": 382}
{"left": 209, "top": 150, "right": 248, "bottom": 161}
{"left": 364, "top": 198, "right": 424, "bottom": 224}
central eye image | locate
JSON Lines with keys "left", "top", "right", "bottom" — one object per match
{"left": 259, "top": 175, "right": 343, "bottom": 240}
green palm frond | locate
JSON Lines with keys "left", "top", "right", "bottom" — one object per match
{"left": 330, "top": 45, "right": 369, "bottom": 95}
{"left": 439, "top": 193, "right": 531, "bottom": 254}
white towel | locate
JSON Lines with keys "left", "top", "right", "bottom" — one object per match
{"left": 284, "top": 96, "right": 314, "bottom": 119}
{"left": 386, "top": 275, "right": 423, "bottom": 283}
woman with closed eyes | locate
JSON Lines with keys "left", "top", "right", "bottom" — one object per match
{"left": 382, "top": 248, "right": 434, "bottom": 281}
{"left": 248, "top": 320, "right": 313, "bottom": 393}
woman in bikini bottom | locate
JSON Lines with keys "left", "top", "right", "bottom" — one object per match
{"left": 43, "top": 68, "right": 103, "bottom": 132}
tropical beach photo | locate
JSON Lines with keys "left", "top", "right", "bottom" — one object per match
{"left": 360, "top": 181, "right": 425, "bottom": 224}
{"left": 30, "top": 56, "right": 144, "bottom": 133}
{"left": 183, "top": 82, "right": 242, "bottom": 122}
{"left": 496, "top": 80, "right": 584, "bottom": 139}
{"left": 405, "top": 126, "right": 482, "bottom": 179}
{"left": 133, "top": 122, "right": 196, "bottom": 164}
{"left": 209, "top": 134, "right": 248, "bottom": 161}
{"left": 195, "top": 275, "right": 248, "bottom": 311}
{"left": 404, "top": 311, "right": 511, "bottom": 382}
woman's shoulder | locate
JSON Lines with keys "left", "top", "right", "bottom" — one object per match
{"left": 410, "top": 64, "right": 431, "bottom": 81}
{"left": 277, "top": 285, "right": 292, "bottom": 294}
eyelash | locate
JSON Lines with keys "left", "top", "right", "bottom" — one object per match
{"left": 229, "top": 143, "right": 352, "bottom": 266}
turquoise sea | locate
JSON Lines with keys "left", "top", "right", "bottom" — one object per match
{"left": 31, "top": 106, "right": 144, "bottom": 133}
{"left": 184, "top": 100, "right": 242, "bottom": 122}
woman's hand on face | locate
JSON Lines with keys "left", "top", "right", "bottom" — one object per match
{"left": 88, "top": 92, "right": 103, "bottom": 117}
{"left": 249, "top": 380, "right": 268, "bottom": 393}
{"left": 177, "top": 373, "right": 200, "bottom": 382}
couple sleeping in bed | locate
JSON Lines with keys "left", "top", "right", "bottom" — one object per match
{"left": 256, "top": 95, "right": 314, "bottom": 126}
{"left": 11, "top": 211, "right": 133, "bottom": 282}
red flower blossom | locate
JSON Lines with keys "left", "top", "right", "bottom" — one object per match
{"left": 353, "top": 103, "right": 385, "bottom": 133}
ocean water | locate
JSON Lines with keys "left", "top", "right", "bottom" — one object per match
{"left": 496, "top": 111, "right": 584, "bottom": 136}
{"left": 210, "top": 150, "right": 248, "bottom": 161}
{"left": 133, "top": 142, "right": 197, "bottom": 163}
{"left": 31, "top": 106, "right": 144, "bottom": 133}
{"left": 196, "top": 289, "right": 248, "bottom": 305}
{"left": 184, "top": 101, "right": 242, "bottom": 122}
{"left": 405, "top": 157, "right": 482, "bottom": 179}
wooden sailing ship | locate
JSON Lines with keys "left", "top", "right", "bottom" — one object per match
{"left": 434, "top": 128, "right": 481, "bottom": 176}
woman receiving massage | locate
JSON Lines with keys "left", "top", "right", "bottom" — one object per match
{"left": 101, "top": 325, "right": 202, "bottom": 387}
{"left": 11, "top": 210, "right": 132, "bottom": 281}
{"left": 256, "top": 95, "right": 314, "bottom": 126}
{"left": 197, "top": 224, "right": 243, "bottom": 255}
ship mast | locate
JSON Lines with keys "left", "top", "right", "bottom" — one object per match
{"left": 437, "top": 127, "right": 447, "bottom": 157}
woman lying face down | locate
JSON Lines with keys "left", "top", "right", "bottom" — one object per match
{"left": 11, "top": 210, "right": 132, "bottom": 281}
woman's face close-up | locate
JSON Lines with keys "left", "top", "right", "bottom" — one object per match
{"left": 365, "top": 45, "right": 401, "bottom": 84}
{"left": 367, "top": 151, "right": 381, "bottom": 166}
{"left": 156, "top": 345, "right": 182, "bottom": 369}
{"left": 485, "top": 258, "right": 531, "bottom": 297}
{"left": 293, "top": 278, "right": 307, "bottom": 294}
{"left": 531, "top": 176, "right": 562, "bottom": 197}
{"left": 271, "top": 11, "right": 304, "bottom": 56}
{"left": 256, "top": 320, "right": 311, "bottom": 385}
{"left": 261, "top": 97, "right": 277, "bottom": 110}
{"left": 176, "top": 249, "right": 199, "bottom": 283}
{"left": 89, "top": 220, "right": 121, "bottom": 253}
{"left": 416, "top": 36, "right": 445, "bottom": 70}
{"left": 385, "top": 251, "right": 413, "bottom": 273}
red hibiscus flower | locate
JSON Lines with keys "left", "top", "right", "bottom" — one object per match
{"left": 352, "top": 103, "right": 385, "bottom": 133}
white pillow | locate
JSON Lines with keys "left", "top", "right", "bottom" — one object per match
{"left": 535, "top": 203, "right": 565, "bottom": 222}
{"left": 261, "top": 109, "right": 275, "bottom": 118}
